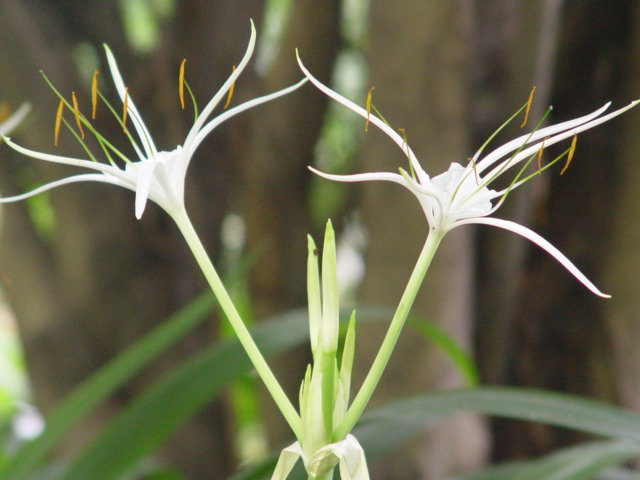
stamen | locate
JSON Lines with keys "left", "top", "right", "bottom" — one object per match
{"left": 536, "top": 138, "right": 546, "bottom": 174}
{"left": 560, "top": 134, "right": 578, "bottom": 175}
{"left": 224, "top": 65, "right": 236, "bottom": 109}
{"left": 91, "top": 70, "right": 99, "bottom": 119}
{"left": 398, "top": 128, "right": 415, "bottom": 179}
{"left": 54, "top": 99, "right": 64, "bottom": 146}
{"left": 71, "top": 92, "right": 85, "bottom": 139}
{"left": 520, "top": 86, "right": 536, "bottom": 128}
{"left": 365, "top": 86, "right": 375, "bottom": 132}
{"left": 179, "top": 59, "right": 186, "bottom": 110}
{"left": 122, "top": 87, "right": 129, "bottom": 134}
{"left": 468, "top": 157, "right": 480, "bottom": 185}
{"left": 0, "top": 102, "right": 8, "bottom": 122}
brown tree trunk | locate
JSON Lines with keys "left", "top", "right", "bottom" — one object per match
{"left": 240, "top": 0, "right": 343, "bottom": 449}
{"left": 0, "top": 1, "right": 263, "bottom": 477}
{"left": 488, "top": 1, "right": 637, "bottom": 460}
{"left": 352, "top": 2, "right": 488, "bottom": 478}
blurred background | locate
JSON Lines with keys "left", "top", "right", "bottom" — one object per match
{"left": 0, "top": 1, "right": 639, "bottom": 479}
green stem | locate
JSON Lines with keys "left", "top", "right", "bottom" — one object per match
{"left": 310, "top": 469, "right": 334, "bottom": 480}
{"left": 335, "top": 230, "right": 443, "bottom": 439}
{"left": 171, "top": 208, "right": 302, "bottom": 439}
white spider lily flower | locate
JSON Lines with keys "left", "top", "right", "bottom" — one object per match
{"left": 272, "top": 434, "right": 369, "bottom": 480}
{"left": 298, "top": 53, "right": 639, "bottom": 298}
{"left": 1, "top": 22, "right": 306, "bottom": 220}
{"left": 0, "top": 103, "right": 30, "bottom": 137}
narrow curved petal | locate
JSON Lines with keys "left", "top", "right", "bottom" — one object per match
{"left": 186, "top": 78, "right": 309, "bottom": 160}
{"left": 482, "top": 100, "right": 640, "bottom": 182}
{"left": 0, "top": 103, "right": 31, "bottom": 136}
{"left": 133, "top": 160, "right": 157, "bottom": 219}
{"left": 457, "top": 216, "right": 610, "bottom": 298}
{"left": 183, "top": 20, "right": 258, "bottom": 151}
{"left": 317, "top": 435, "right": 369, "bottom": 480}
{"left": 0, "top": 173, "right": 125, "bottom": 203}
{"left": 474, "top": 103, "right": 611, "bottom": 174}
{"left": 3, "top": 137, "right": 123, "bottom": 176}
{"left": 104, "top": 44, "right": 158, "bottom": 159}
{"left": 309, "top": 165, "right": 405, "bottom": 185}
{"left": 271, "top": 441, "right": 304, "bottom": 480}
{"left": 297, "top": 52, "right": 422, "bottom": 175}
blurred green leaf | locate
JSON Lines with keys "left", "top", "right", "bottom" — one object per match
{"left": 59, "top": 309, "right": 311, "bottom": 480}
{"left": 596, "top": 468, "right": 640, "bottom": 480}
{"left": 456, "top": 441, "right": 640, "bottom": 480}
{"left": 1, "top": 292, "right": 217, "bottom": 480}
{"left": 353, "top": 388, "right": 640, "bottom": 479}
{"left": 409, "top": 319, "right": 480, "bottom": 387}
{"left": 357, "top": 387, "right": 640, "bottom": 449}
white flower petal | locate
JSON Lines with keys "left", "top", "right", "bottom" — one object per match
{"left": 3, "top": 137, "right": 124, "bottom": 176}
{"left": 474, "top": 103, "right": 611, "bottom": 174}
{"left": 0, "top": 103, "right": 31, "bottom": 137}
{"left": 183, "top": 20, "right": 258, "bottom": 151}
{"left": 297, "top": 52, "right": 423, "bottom": 176}
{"left": 309, "top": 166, "right": 406, "bottom": 186}
{"left": 479, "top": 101, "right": 639, "bottom": 180}
{"left": 131, "top": 160, "right": 157, "bottom": 219}
{"left": 271, "top": 441, "right": 305, "bottom": 480}
{"left": 458, "top": 216, "right": 610, "bottom": 298}
{"left": 186, "top": 78, "right": 308, "bottom": 161}
{"left": 104, "top": 44, "right": 158, "bottom": 159}
{"left": 314, "top": 435, "right": 369, "bottom": 480}
{"left": 0, "top": 173, "right": 124, "bottom": 203}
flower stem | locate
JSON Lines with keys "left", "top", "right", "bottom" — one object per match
{"left": 310, "top": 470, "right": 334, "bottom": 480}
{"left": 171, "top": 208, "right": 302, "bottom": 439}
{"left": 335, "top": 230, "right": 443, "bottom": 439}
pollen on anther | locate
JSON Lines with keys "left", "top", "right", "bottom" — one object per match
{"left": 520, "top": 86, "right": 536, "bottom": 128}
{"left": 0, "top": 102, "right": 9, "bottom": 122}
{"left": 54, "top": 99, "right": 64, "bottom": 146}
{"left": 224, "top": 65, "right": 236, "bottom": 109}
{"left": 71, "top": 92, "right": 85, "bottom": 139}
{"left": 91, "top": 70, "right": 99, "bottom": 119}
{"left": 365, "top": 86, "right": 375, "bottom": 132}
{"left": 536, "top": 139, "right": 545, "bottom": 174}
{"left": 468, "top": 157, "right": 480, "bottom": 185}
{"left": 179, "top": 59, "right": 186, "bottom": 110}
{"left": 560, "top": 134, "right": 578, "bottom": 175}
{"left": 122, "top": 87, "right": 129, "bottom": 134}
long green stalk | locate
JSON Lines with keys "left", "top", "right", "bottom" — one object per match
{"left": 171, "top": 207, "right": 302, "bottom": 439}
{"left": 335, "top": 231, "right": 443, "bottom": 439}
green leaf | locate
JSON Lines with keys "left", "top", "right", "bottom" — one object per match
{"left": 1, "top": 292, "right": 217, "bottom": 480}
{"left": 456, "top": 441, "right": 640, "bottom": 480}
{"left": 596, "top": 468, "right": 640, "bottom": 480}
{"left": 350, "top": 387, "right": 640, "bottom": 468}
{"left": 358, "top": 387, "right": 640, "bottom": 448}
{"left": 409, "top": 318, "right": 479, "bottom": 386}
{"left": 59, "top": 309, "right": 311, "bottom": 480}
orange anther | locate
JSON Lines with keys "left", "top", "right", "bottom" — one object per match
{"left": 0, "top": 102, "right": 9, "bottom": 122}
{"left": 560, "top": 134, "right": 577, "bottom": 175}
{"left": 468, "top": 157, "right": 480, "bottom": 185}
{"left": 71, "top": 92, "right": 85, "bottom": 139}
{"left": 365, "top": 86, "right": 375, "bottom": 132}
{"left": 224, "top": 65, "right": 236, "bottom": 109}
{"left": 536, "top": 138, "right": 545, "bottom": 174}
{"left": 91, "top": 70, "right": 99, "bottom": 119}
{"left": 179, "top": 59, "right": 186, "bottom": 110}
{"left": 122, "top": 87, "right": 129, "bottom": 134}
{"left": 520, "top": 86, "right": 536, "bottom": 128}
{"left": 54, "top": 99, "right": 64, "bottom": 146}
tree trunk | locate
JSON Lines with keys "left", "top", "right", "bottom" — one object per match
{"left": 0, "top": 1, "right": 264, "bottom": 477}
{"left": 353, "top": 2, "right": 488, "bottom": 478}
